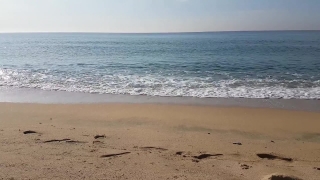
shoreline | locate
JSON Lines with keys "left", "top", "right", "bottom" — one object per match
{"left": 0, "top": 102, "right": 319, "bottom": 179}
{"left": 1, "top": 87, "right": 320, "bottom": 112}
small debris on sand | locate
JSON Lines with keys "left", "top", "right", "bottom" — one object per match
{"left": 192, "top": 159, "right": 199, "bottom": 163}
{"left": 193, "top": 153, "right": 223, "bottom": 160}
{"left": 44, "top": 139, "right": 71, "bottom": 143}
{"left": 100, "top": 152, "right": 130, "bottom": 158}
{"left": 176, "top": 151, "right": 183, "bottom": 155}
{"left": 262, "top": 174, "right": 302, "bottom": 180}
{"left": 23, "top": 130, "right": 37, "bottom": 134}
{"left": 233, "top": 142, "right": 242, "bottom": 145}
{"left": 43, "top": 139, "right": 86, "bottom": 143}
{"left": 94, "top": 135, "right": 106, "bottom": 139}
{"left": 257, "top": 153, "right": 293, "bottom": 162}
{"left": 141, "top": 147, "right": 168, "bottom": 151}
{"left": 240, "top": 164, "right": 252, "bottom": 169}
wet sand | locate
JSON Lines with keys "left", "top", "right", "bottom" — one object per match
{"left": 1, "top": 87, "right": 320, "bottom": 112}
{"left": 0, "top": 103, "right": 320, "bottom": 180}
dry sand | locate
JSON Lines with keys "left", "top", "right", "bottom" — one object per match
{"left": 0, "top": 103, "right": 319, "bottom": 180}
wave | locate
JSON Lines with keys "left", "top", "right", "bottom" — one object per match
{"left": 0, "top": 68, "right": 319, "bottom": 99}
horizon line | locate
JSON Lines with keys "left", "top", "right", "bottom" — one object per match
{"left": 1, "top": 30, "right": 320, "bottom": 34}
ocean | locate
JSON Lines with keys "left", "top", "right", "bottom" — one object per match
{"left": 1, "top": 31, "right": 320, "bottom": 99}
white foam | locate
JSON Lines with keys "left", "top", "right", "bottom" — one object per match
{"left": 0, "top": 68, "right": 320, "bottom": 99}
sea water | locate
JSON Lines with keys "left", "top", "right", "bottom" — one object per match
{"left": 1, "top": 31, "right": 320, "bottom": 99}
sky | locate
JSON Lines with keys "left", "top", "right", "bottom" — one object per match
{"left": 1, "top": 0, "right": 320, "bottom": 33}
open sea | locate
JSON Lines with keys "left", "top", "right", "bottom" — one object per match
{"left": 1, "top": 31, "right": 320, "bottom": 99}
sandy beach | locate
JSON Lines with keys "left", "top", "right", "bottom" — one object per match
{"left": 0, "top": 102, "right": 320, "bottom": 180}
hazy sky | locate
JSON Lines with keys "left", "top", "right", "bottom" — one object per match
{"left": 1, "top": 0, "right": 320, "bottom": 33}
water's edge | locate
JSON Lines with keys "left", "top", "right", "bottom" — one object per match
{"left": 1, "top": 87, "right": 319, "bottom": 112}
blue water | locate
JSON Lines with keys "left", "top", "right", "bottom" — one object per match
{"left": 1, "top": 31, "right": 320, "bottom": 99}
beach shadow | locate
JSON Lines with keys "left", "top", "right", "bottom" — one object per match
{"left": 104, "top": 118, "right": 150, "bottom": 127}
{"left": 297, "top": 133, "right": 320, "bottom": 142}
{"left": 174, "top": 125, "right": 264, "bottom": 139}
{"left": 175, "top": 125, "right": 212, "bottom": 133}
